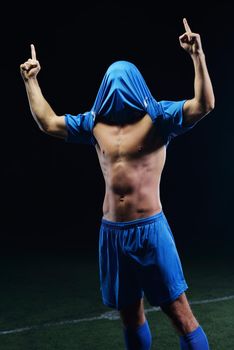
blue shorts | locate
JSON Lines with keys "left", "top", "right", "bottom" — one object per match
{"left": 99, "top": 211, "right": 188, "bottom": 310}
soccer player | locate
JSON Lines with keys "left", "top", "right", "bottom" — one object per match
{"left": 20, "top": 18, "right": 214, "bottom": 350}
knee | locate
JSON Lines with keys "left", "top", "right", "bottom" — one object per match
{"left": 161, "top": 293, "right": 199, "bottom": 336}
{"left": 120, "top": 310, "right": 146, "bottom": 329}
{"left": 120, "top": 299, "right": 146, "bottom": 329}
{"left": 172, "top": 312, "right": 199, "bottom": 335}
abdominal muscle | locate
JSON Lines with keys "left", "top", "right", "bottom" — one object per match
{"left": 93, "top": 114, "right": 167, "bottom": 222}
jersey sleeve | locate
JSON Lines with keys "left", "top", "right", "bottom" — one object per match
{"left": 64, "top": 112, "right": 96, "bottom": 145}
{"left": 159, "top": 100, "right": 198, "bottom": 143}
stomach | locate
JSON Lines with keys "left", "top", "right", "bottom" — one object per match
{"left": 108, "top": 162, "right": 138, "bottom": 195}
{"left": 102, "top": 160, "right": 163, "bottom": 221}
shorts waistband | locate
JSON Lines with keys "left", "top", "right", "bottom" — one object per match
{"left": 101, "top": 211, "right": 164, "bottom": 229}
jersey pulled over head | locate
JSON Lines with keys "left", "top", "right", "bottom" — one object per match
{"left": 64, "top": 61, "right": 195, "bottom": 146}
{"left": 91, "top": 60, "right": 163, "bottom": 124}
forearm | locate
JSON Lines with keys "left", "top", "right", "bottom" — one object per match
{"left": 191, "top": 52, "right": 215, "bottom": 112}
{"left": 179, "top": 19, "right": 215, "bottom": 123}
{"left": 24, "top": 77, "right": 57, "bottom": 131}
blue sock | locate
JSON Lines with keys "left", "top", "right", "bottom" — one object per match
{"left": 180, "top": 325, "right": 210, "bottom": 350}
{"left": 123, "top": 320, "right": 152, "bottom": 350}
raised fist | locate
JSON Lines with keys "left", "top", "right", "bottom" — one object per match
{"left": 179, "top": 18, "right": 203, "bottom": 56}
{"left": 20, "top": 44, "right": 41, "bottom": 81}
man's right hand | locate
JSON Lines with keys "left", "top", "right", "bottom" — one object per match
{"left": 20, "top": 44, "right": 41, "bottom": 81}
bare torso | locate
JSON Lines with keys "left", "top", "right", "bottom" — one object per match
{"left": 93, "top": 114, "right": 167, "bottom": 222}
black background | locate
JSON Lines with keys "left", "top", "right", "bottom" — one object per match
{"left": 1, "top": 1, "right": 234, "bottom": 257}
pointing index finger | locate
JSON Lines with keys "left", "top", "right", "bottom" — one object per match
{"left": 183, "top": 18, "right": 192, "bottom": 33}
{"left": 31, "top": 44, "right": 37, "bottom": 60}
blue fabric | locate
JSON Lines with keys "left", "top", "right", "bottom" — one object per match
{"left": 64, "top": 61, "right": 196, "bottom": 145}
{"left": 180, "top": 326, "right": 210, "bottom": 350}
{"left": 99, "top": 211, "right": 188, "bottom": 310}
{"left": 90, "top": 60, "right": 163, "bottom": 124}
{"left": 123, "top": 320, "right": 152, "bottom": 350}
{"left": 64, "top": 112, "right": 96, "bottom": 145}
{"left": 159, "top": 100, "right": 197, "bottom": 144}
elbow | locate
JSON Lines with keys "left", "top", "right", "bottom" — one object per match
{"left": 34, "top": 120, "right": 46, "bottom": 133}
{"left": 38, "top": 117, "right": 56, "bottom": 135}
{"left": 38, "top": 124, "right": 46, "bottom": 133}
{"left": 38, "top": 122, "right": 52, "bottom": 135}
{"left": 206, "top": 98, "right": 215, "bottom": 113}
{"left": 200, "top": 98, "right": 215, "bottom": 116}
{"left": 37, "top": 121, "right": 48, "bottom": 133}
{"left": 32, "top": 116, "right": 49, "bottom": 133}
{"left": 40, "top": 123, "right": 52, "bottom": 135}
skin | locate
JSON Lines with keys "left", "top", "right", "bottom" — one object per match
{"left": 20, "top": 18, "right": 214, "bottom": 336}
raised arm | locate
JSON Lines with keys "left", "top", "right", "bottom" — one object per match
{"left": 179, "top": 18, "right": 215, "bottom": 125}
{"left": 20, "top": 44, "right": 68, "bottom": 138}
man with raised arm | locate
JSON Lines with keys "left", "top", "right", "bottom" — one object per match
{"left": 20, "top": 18, "right": 214, "bottom": 350}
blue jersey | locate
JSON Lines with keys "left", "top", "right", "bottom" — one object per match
{"left": 64, "top": 99, "right": 196, "bottom": 146}
{"left": 64, "top": 61, "right": 197, "bottom": 146}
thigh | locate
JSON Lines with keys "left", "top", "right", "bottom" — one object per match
{"left": 99, "top": 224, "right": 143, "bottom": 310}
{"left": 142, "top": 215, "right": 188, "bottom": 306}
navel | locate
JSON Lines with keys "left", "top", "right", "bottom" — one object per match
{"left": 119, "top": 195, "right": 125, "bottom": 202}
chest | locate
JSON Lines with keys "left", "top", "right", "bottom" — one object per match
{"left": 93, "top": 114, "right": 164, "bottom": 159}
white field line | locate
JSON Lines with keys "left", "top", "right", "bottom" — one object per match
{"left": 0, "top": 295, "right": 234, "bottom": 335}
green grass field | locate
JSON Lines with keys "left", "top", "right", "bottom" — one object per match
{"left": 0, "top": 250, "right": 233, "bottom": 349}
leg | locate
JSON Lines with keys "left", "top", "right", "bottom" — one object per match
{"left": 161, "top": 292, "right": 198, "bottom": 335}
{"left": 119, "top": 298, "right": 152, "bottom": 350}
{"left": 161, "top": 292, "right": 210, "bottom": 349}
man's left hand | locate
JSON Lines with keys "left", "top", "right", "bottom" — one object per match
{"left": 179, "top": 18, "right": 204, "bottom": 56}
